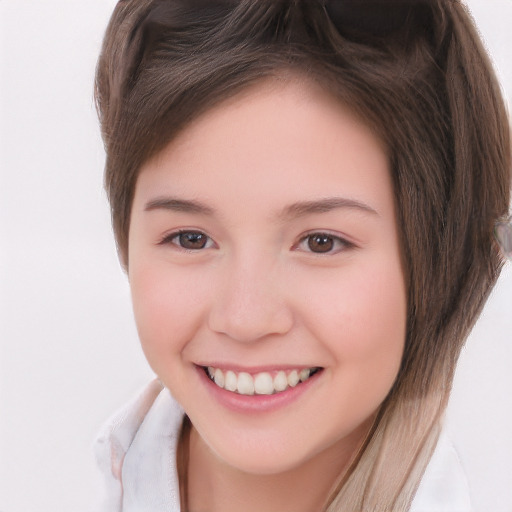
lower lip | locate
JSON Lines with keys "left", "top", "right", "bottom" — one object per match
{"left": 196, "top": 366, "right": 323, "bottom": 414}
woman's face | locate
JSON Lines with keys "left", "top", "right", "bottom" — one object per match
{"left": 128, "top": 78, "right": 407, "bottom": 476}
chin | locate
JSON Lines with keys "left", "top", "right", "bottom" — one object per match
{"left": 219, "top": 448, "right": 309, "bottom": 476}
{"left": 199, "top": 426, "right": 331, "bottom": 476}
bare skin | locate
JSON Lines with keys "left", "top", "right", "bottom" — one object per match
{"left": 187, "top": 416, "right": 374, "bottom": 512}
{"left": 129, "top": 77, "right": 406, "bottom": 511}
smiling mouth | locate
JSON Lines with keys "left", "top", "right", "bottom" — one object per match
{"left": 203, "top": 366, "right": 322, "bottom": 396}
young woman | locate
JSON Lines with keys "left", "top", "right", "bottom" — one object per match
{"left": 93, "top": 1, "right": 511, "bottom": 510}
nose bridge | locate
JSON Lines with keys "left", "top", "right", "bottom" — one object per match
{"left": 208, "top": 248, "right": 293, "bottom": 342}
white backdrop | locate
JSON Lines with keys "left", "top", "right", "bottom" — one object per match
{"left": 0, "top": 1, "right": 511, "bottom": 511}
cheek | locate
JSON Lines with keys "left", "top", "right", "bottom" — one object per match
{"left": 298, "top": 257, "right": 406, "bottom": 374}
{"left": 129, "top": 261, "right": 210, "bottom": 361}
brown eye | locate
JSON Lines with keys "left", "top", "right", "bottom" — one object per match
{"left": 178, "top": 231, "right": 209, "bottom": 250}
{"left": 296, "top": 232, "right": 352, "bottom": 255}
{"left": 307, "top": 234, "right": 335, "bottom": 253}
{"left": 160, "top": 230, "right": 214, "bottom": 250}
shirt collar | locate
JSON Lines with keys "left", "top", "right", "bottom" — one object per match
{"left": 94, "top": 380, "right": 471, "bottom": 512}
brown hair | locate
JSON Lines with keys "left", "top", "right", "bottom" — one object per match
{"left": 95, "top": 0, "right": 511, "bottom": 509}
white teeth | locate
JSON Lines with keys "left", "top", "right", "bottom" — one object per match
{"left": 254, "top": 372, "right": 274, "bottom": 395}
{"left": 287, "top": 370, "right": 300, "bottom": 387}
{"left": 237, "top": 372, "right": 255, "bottom": 395}
{"left": 273, "top": 371, "right": 288, "bottom": 392}
{"left": 206, "top": 366, "right": 318, "bottom": 395}
{"left": 225, "top": 370, "right": 238, "bottom": 392}
{"left": 299, "top": 368, "right": 310, "bottom": 382}
{"left": 214, "top": 368, "right": 225, "bottom": 388}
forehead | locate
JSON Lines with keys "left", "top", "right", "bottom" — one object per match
{"left": 133, "top": 77, "right": 394, "bottom": 220}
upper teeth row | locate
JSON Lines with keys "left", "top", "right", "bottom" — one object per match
{"left": 207, "top": 367, "right": 314, "bottom": 396}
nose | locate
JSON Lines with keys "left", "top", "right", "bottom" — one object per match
{"left": 207, "top": 254, "right": 294, "bottom": 343}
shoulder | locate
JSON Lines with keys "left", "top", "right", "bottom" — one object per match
{"left": 92, "top": 379, "right": 184, "bottom": 512}
{"left": 91, "top": 386, "right": 471, "bottom": 512}
{"left": 410, "top": 430, "right": 472, "bottom": 512}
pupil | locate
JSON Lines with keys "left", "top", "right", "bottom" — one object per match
{"left": 180, "top": 232, "right": 207, "bottom": 249}
{"left": 308, "top": 234, "right": 333, "bottom": 253}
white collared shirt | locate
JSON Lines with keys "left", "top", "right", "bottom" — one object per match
{"left": 92, "top": 379, "right": 472, "bottom": 512}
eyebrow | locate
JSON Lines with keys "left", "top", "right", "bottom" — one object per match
{"left": 280, "top": 197, "right": 379, "bottom": 220}
{"left": 144, "top": 197, "right": 215, "bottom": 215}
{"left": 144, "top": 196, "right": 378, "bottom": 218}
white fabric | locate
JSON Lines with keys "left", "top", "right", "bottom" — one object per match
{"left": 92, "top": 379, "right": 183, "bottom": 512}
{"left": 410, "top": 431, "right": 472, "bottom": 511}
{"left": 92, "top": 379, "right": 472, "bottom": 512}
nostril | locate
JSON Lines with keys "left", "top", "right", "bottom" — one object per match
{"left": 207, "top": 299, "right": 294, "bottom": 343}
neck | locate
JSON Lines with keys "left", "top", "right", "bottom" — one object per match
{"left": 185, "top": 419, "right": 373, "bottom": 512}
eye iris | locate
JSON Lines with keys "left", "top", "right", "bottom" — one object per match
{"left": 179, "top": 232, "right": 207, "bottom": 249}
{"left": 308, "top": 234, "right": 334, "bottom": 253}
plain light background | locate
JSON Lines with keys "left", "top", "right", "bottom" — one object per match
{"left": 0, "top": 1, "right": 511, "bottom": 511}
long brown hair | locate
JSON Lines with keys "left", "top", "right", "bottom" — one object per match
{"left": 95, "top": 1, "right": 511, "bottom": 509}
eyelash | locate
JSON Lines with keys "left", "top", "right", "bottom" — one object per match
{"left": 295, "top": 232, "right": 354, "bottom": 254}
{"left": 158, "top": 230, "right": 216, "bottom": 251}
{"left": 159, "top": 230, "right": 354, "bottom": 255}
